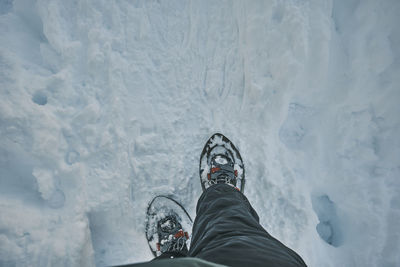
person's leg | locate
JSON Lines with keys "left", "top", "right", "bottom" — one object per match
{"left": 188, "top": 184, "right": 307, "bottom": 267}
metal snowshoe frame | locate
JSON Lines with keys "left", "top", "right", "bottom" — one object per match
{"left": 145, "top": 195, "right": 193, "bottom": 257}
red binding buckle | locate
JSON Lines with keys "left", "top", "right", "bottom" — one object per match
{"left": 174, "top": 230, "right": 189, "bottom": 239}
{"left": 211, "top": 167, "right": 220, "bottom": 173}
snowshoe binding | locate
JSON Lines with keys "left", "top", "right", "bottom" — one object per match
{"left": 145, "top": 195, "right": 193, "bottom": 257}
{"left": 199, "top": 133, "right": 245, "bottom": 192}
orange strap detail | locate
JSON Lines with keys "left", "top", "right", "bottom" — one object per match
{"left": 174, "top": 230, "right": 185, "bottom": 238}
{"left": 211, "top": 167, "right": 220, "bottom": 173}
{"left": 174, "top": 230, "right": 189, "bottom": 239}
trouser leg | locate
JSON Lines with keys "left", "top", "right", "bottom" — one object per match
{"left": 188, "top": 184, "right": 306, "bottom": 267}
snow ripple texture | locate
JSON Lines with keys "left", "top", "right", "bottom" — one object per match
{"left": 0, "top": 0, "right": 399, "bottom": 266}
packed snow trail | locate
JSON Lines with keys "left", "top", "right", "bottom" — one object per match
{"left": 1, "top": 0, "right": 399, "bottom": 266}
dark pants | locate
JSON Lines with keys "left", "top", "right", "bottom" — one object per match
{"left": 122, "top": 184, "right": 307, "bottom": 267}
{"left": 187, "top": 184, "right": 306, "bottom": 267}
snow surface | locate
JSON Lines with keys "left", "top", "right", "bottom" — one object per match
{"left": 1, "top": 0, "right": 399, "bottom": 266}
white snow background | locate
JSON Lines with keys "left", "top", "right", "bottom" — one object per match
{"left": 1, "top": 0, "right": 399, "bottom": 266}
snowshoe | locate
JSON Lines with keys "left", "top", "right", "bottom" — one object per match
{"left": 145, "top": 195, "right": 193, "bottom": 257}
{"left": 199, "top": 133, "right": 245, "bottom": 192}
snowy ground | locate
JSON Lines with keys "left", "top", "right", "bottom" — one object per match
{"left": 1, "top": 0, "right": 399, "bottom": 266}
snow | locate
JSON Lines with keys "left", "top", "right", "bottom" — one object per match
{"left": 0, "top": 0, "right": 399, "bottom": 266}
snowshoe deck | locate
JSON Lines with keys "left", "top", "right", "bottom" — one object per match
{"left": 199, "top": 133, "right": 245, "bottom": 192}
{"left": 145, "top": 195, "right": 193, "bottom": 257}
